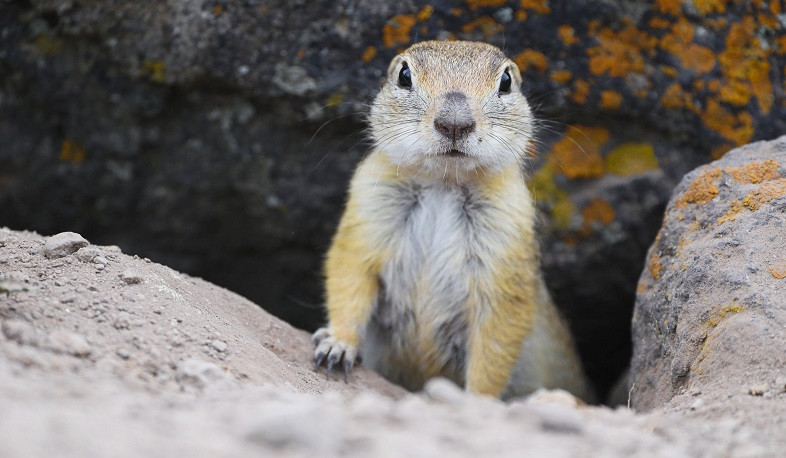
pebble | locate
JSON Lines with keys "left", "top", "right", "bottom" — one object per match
{"left": 47, "top": 329, "right": 92, "bottom": 357}
{"left": 43, "top": 232, "right": 89, "bottom": 259}
{"left": 211, "top": 339, "right": 228, "bottom": 352}
{"left": 175, "top": 358, "right": 228, "bottom": 390}
{"left": 748, "top": 385, "right": 767, "bottom": 396}
{"left": 2, "top": 320, "right": 40, "bottom": 346}
{"left": 690, "top": 398, "right": 704, "bottom": 410}
{"left": 423, "top": 377, "right": 466, "bottom": 405}
{"left": 119, "top": 270, "right": 144, "bottom": 285}
{"left": 116, "top": 348, "right": 131, "bottom": 360}
{"left": 531, "top": 402, "right": 585, "bottom": 435}
{"left": 75, "top": 246, "right": 101, "bottom": 263}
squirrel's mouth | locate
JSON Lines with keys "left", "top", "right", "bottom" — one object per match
{"left": 442, "top": 149, "right": 467, "bottom": 157}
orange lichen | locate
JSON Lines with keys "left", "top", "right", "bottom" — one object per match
{"left": 706, "top": 304, "right": 746, "bottom": 328}
{"left": 659, "top": 19, "right": 716, "bottom": 74}
{"left": 296, "top": 48, "right": 306, "bottom": 59}
{"left": 769, "top": 264, "right": 786, "bottom": 280}
{"left": 693, "top": 0, "right": 729, "bottom": 15}
{"left": 465, "top": 0, "right": 507, "bottom": 10}
{"left": 649, "top": 252, "right": 662, "bottom": 279}
{"left": 710, "top": 144, "right": 733, "bottom": 159}
{"left": 648, "top": 16, "right": 672, "bottom": 29}
{"left": 59, "top": 139, "right": 86, "bottom": 164}
{"left": 716, "top": 200, "right": 743, "bottom": 224}
{"left": 417, "top": 5, "right": 434, "bottom": 21}
{"left": 461, "top": 16, "right": 502, "bottom": 37}
{"left": 520, "top": 0, "right": 550, "bottom": 14}
{"left": 361, "top": 46, "right": 377, "bottom": 62}
{"left": 570, "top": 79, "right": 590, "bottom": 104}
{"left": 383, "top": 14, "right": 416, "bottom": 48}
{"left": 527, "top": 162, "right": 574, "bottom": 228}
{"left": 551, "top": 125, "right": 609, "bottom": 179}
{"left": 605, "top": 143, "right": 659, "bottom": 175}
{"left": 581, "top": 198, "right": 616, "bottom": 234}
{"left": 725, "top": 159, "right": 781, "bottom": 184}
{"left": 660, "top": 82, "right": 691, "bottom": 109}
{"left": 587, "top": 19, "right": 657, "bottom": 77}
{"left": 718, "top": 16, "right": 773, "bottom": 113}
{"left": 742, "top": 178, "right": 786, "bottom": 210}
{"left": 662, "top": 66, "right": 678, "bottom": 78}
{"left": 450, "top": 8, "right": 463, "bottom": 16}
{"left": 550, "top": 69, "right": 572, "bottom": 84}
{"left": 558, "top": 25, "right": 578, "bottom": 46}
{"left": 677, "top": 167, "right": 722, "bottom": 207}
{"left": 776, "top": 36, "right": 786, "bottom": 54}
{"left": 513, "top": 49, "right": 548, "bottom": 73}
{"left": 700, "top": 99, "right": 754, "bottom": 146}
{"left": 213, "top": 4, "right": 223, "bottom": 15}
{"left": 653, "top": 0, "right": 682, "bottom": 15}
{"left": 599, "top": 90, "right": 623, "bottom": 109}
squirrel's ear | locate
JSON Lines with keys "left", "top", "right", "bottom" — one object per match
{"left": 386, "top": 56, "right": 407, "bottom": 82}
{"left": 507, "top": 62, "right": 523, "bottom": 88}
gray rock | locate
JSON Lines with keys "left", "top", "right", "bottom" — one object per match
{"left": 210, "top": 339, "right": 228, "bottom": 352}
{"left": 47, "top": 329, "right": 93, "bottom": 357}
{"left": 43, "top": 232, "right": 89, "bottom": 259}
{"left": 175, "top": 358, "right": 228, "bottom": 391}
{"left": 75, "top": 246, "right": 101, "bottom": 263}
{"left": 632, "top": 136, "right": 786, "bottom": 410}
{"left": 2, "top": 320, "right": 40, "bottom": 346}
{"left": 119, "top": 269, "right": 144, "bottom": 285}
{"left": 423, "top": 377, "right": 466, "bottom": 405}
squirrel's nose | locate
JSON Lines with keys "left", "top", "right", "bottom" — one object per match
{"left": 434, "top": 91, "right": 476, "bottom": 142}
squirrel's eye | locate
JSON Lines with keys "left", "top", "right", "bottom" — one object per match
{"left": 398, "top": 63, "right": 412, "bottom": 88}
{"left": 499, "top": 69, "right": 512, "bottom": 93}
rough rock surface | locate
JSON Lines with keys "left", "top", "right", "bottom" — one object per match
{"left": 0, "top": 228, "right": 779, "bottom": 456}
{"left": 632, "top": 136, "right": 786, "bottom": 446}
{"left": 3, "top": 0, "right": 786, "bottom": 396}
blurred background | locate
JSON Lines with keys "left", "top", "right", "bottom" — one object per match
{"left": 2, "top": 0, "right": 785, "bottom": 398}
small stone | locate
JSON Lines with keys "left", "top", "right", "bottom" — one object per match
{"left": 748, "top": 385, "right": 767, "bottom": 396}
{"left": 75, "top": 246, "right": 101, "bottom": 263}
{"left": 119, "top": 270, "right": 144, "bottom": 285}
{"left": 113, "top": 312, "right": 132, "bottom": 330}
{"left": 43, "top": 232, "right": 89, "bottom": 258}
{"left": 116, "top": 348, "right": 131, "bottom": 360}
{"left": 48, "top": 329, "right": 92, "bottom": 357}
{"left": 690, "top": 398, "right": 704, "bottom": 410}
{"left": 93, "top": 255, "right": 108, "bottom": 265}
{"left": 211, "top": 339, "right": 228, "bottom": 352}
{"left": 532, "top": 403, "right": 585, "bottom": 435}
{"left": 2, "top": 320, "right": 39, "bottom": 346}
{"left": 176, "top": 358, "right": 228, "bottom": 390}
{"left": 423, "top": 377, "right": 466, "bottom": 405}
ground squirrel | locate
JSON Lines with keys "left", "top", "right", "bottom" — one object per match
{"left": 313, "top": 40, "right": 593, "bottom": 401}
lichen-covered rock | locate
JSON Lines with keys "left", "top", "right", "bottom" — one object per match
{"left": 2, "top": 0, "right": 786, "bottom": 395}
{"left": 632, "top": 136, "right": 786, "bottom": 411}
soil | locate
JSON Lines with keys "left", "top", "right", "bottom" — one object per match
{"left": 0, "top": 228, "right": 777, "bottom": 456}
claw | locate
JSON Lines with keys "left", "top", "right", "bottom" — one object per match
{"left": 314, "top": 352, "right": 327, "bottom": 371}
{"left": 326, "top": 356, "right": 336, "bottom": 380}
{"left": 343, "top": 359, "right": 353, "bottom": 383}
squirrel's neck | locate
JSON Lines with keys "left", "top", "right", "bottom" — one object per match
{"left": 367, "top": 150, "right": 524, "bottom": 192}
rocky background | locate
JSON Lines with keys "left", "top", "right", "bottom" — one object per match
{"left": 2, "top": 0, "right": 785, "bottom": 396}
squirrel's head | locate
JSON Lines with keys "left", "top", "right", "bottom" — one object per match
{"left": 370, "top": 40, "right": 534, "bottom": 179}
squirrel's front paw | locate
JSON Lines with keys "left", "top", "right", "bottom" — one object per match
{"left": 312, "top": 327, "right": 358, "bottom": 382}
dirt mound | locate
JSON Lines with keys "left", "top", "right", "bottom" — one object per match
{"left": 0, "top": 228, "right": 772, "bottom": 456}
